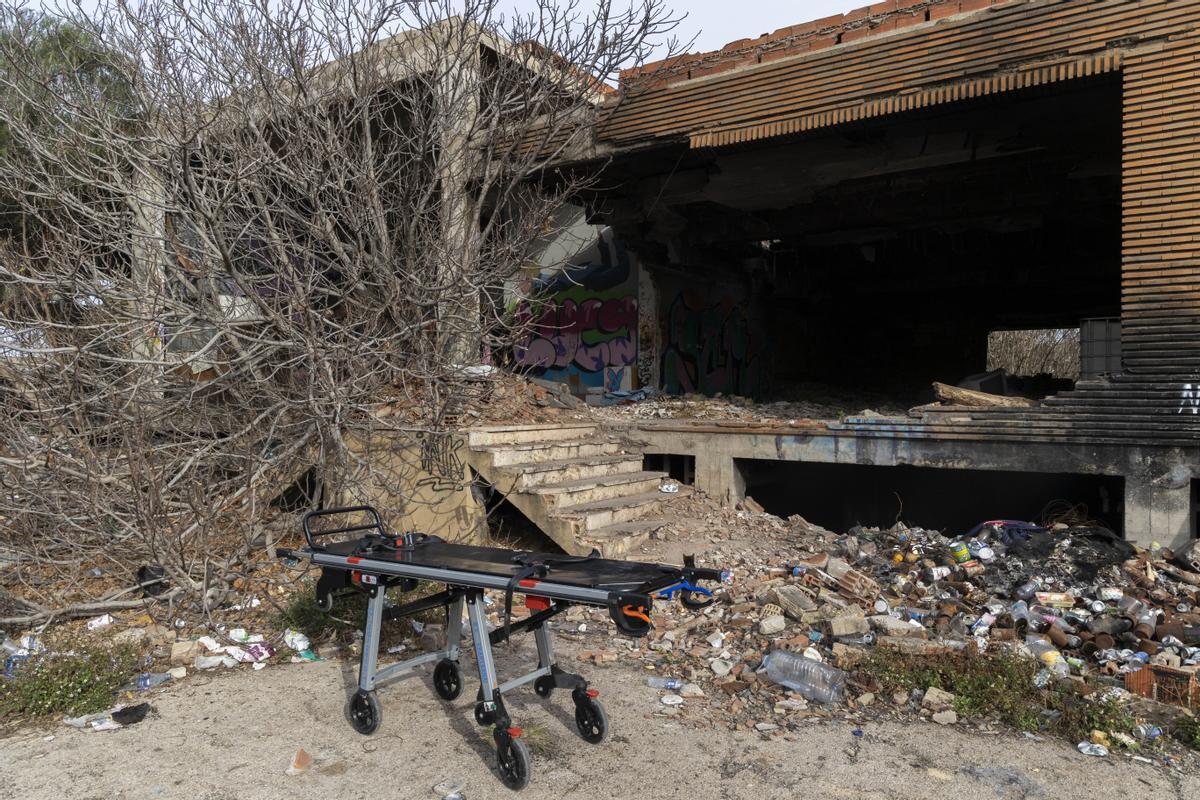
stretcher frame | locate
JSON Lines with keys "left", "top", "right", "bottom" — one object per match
{"left": 279, "top": 506, "right": 724, "bottom": 791}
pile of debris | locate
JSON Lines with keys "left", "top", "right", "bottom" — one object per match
{"left": 548, "top": 496, "right": 1200, "bottom": 752}
{"left": 591, "top": 391, "right": 905, "bottom": 424}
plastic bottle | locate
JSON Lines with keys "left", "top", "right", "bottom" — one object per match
{"left": 645, "top": 677, "right": 684, "bottom": 690}
{"left": 1013, "top": 579, "right": 1040, "bottom": 602}
{"left": 833, "top": 633, "right": 876, "bottom": 646}
{"left": 1025, "top": 636, "right": 1070, "bottom": 677}
{"left": 1010, "top": 600, "right": 1032, "bottom": 634}
{"left": 126, "top": 672, "right": 172, "bottom": 691}
{"left": 760, "top": 649, "right": 847, "bottom": 704}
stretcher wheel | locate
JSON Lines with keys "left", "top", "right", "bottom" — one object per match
{"left": 474, "top": 702, "right": 495, "bottom": 726}
{"left": 496, "top": 736, "right": 531, "bottom": 790}
{"left": 533, "top": 675, "right": 554, "bottom": 697}
{"left": 433, "top": 659, "right": 463, "bottom": 701}
{"left": 347, "top": 690, "right": 381, "bottom": 735}
{"left": 573, "top": 697, "right": 608, "bottom": 744}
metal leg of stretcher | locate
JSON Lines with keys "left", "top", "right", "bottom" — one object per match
{"left": 463, "top": 591, "right": 533, "bottom": 789}
{"left": 347, "top": 586, "right": 467, "bottom": 736}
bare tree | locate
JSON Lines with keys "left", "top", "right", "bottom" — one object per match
{"left": 987, "top": 328, "right": 1081, "bottom": 381}
{"left": 0, "top": 0, "right": 682, "bottom": 625}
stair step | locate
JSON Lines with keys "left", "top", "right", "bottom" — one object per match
{"left": 505, "top": 455, "right": 643, "bottom": 489}
{"left": 474, "top": 437, "right": 625, "bottom": 467}
{"left": 527, "top": 471, "right": 667, "bottom": 508}
{"left": 578, "top": 520, "right": 669, "bottom": 559}
{"left": 466, "top": 424, "right": 598, "bottom": 448}
{"left": 554, "top": 490, "right": 666, "bottom": 531}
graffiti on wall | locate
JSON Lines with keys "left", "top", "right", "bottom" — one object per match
{"left": 514, "top": 232, "right": 637, "bottom": 391}
{"left": 661, "top": 290, "right": 763, "bottom": 396}
{"left": 1181, "top": 383, "right": 1199, "bottom": 415}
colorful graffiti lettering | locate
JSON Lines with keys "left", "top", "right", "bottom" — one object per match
{"left": 516, "top": 296, "right": 637, "bottom": 371}
{"left": 661, "top": 290, "right": 762, "bottom": 396}
{"left": 515, "top": 231, "right": 638, "bottom": 391}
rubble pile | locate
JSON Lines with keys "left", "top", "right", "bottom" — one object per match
{"left": 554, "top": 496, "right": 1200, "bottom": 747}
{"left": 591, "top": 390, "right": 905, "bottom": 424}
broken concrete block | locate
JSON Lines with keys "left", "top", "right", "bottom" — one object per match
{"left": 932, "top": 710, "right": 958, "bottom": 725}
{"left": 758, "top": 615, "right": 787, "bottom": 635}
{"left": 772, "top": 585, "right": 817, "bottom": 619}
{"left": 922, "top": 687, "right": 955, "bottom": 713}
{"left": 170, "top": 640, "right": 200, "bottom": 666}
{"left": 828, "top": 615, "right": 870, "bottom": 637}
{"left": 868, "top": 615, "right": 928, "bottom": 639}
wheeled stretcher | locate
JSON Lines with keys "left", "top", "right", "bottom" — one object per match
{"left": 278, "top": 506, "right": 725, "bottom": 791}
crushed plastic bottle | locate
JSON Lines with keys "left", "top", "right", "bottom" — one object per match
{"left": 1077, "top": 741, "right": 1109, "bottom": 757}
{"left": 760, "top": 649, "right": 846, "bottom": 704}
{"left": 645, "top": 677, "right": 683, "bottom": 690}
{"left": 123, "top": 672, "right": 172, "bottom": 691}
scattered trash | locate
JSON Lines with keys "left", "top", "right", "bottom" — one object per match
{"left": 433, "top": 777, "right": 465, "bottom": 797}
{"left": 64, "top": 703, "right": 150, "bottom": 732}
{"left": 660, "top": 693, "right": 684, "bottom": 706}
{"left": 229, "top": 629, "right": 264, "bottom": 644}
{"left": 646, "top": 677, "right": 683, "bottom": 690}
{"left": 659, "top": 482, "right": 680, "bottom": 494}
{"left": 283, "top": 630, "right": 311, "bottom": 651}
{"left": 760, "top": 649, "right": 846, "bottom": 704}
{"left": 122, "top": 672, "right": 172, "bottom": 692}
{"left": 136, "top": 565, "right": 168, "bottom": 597}
{"left": 1077, "top": 741, "right": 1109, "bottom": 757}
{"left": 86, "top": 614, "right": 115, "bottom": 631}
{"left": 287, "top": 748, "right": 314, "bottom": 775}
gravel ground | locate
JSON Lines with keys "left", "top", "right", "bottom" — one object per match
{"left": 2, "top": 642, "right": 1196, "bottom": 800}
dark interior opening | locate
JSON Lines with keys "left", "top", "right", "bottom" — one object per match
{"left": 737, "top": 459, "right": 1125, "bottom": 537}
{"left": 1192, "top": 480, "right": 1200, "bottom": 540}
{"left": 644, "top": 453, "right": 695, "bottom": 485}
{"left": 634, "top": 75, "right": 1124, "bottom": 403}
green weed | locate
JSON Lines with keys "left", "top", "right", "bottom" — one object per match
{"left": 0, "top": 642, "right": 139, "bottom": 718}
{"left": 859, "top": 647, "right": 1135, "bottom": 742}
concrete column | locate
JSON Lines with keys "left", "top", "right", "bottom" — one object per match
{"left": 695, "top": 455, "right": 745, "bottom": 507}
{"left": 1125, "top": 479, "right": 1193, "bottom": 550}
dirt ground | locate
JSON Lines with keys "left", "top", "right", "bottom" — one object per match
{"left": 2, "top": 639, "right": 1197, "bottom": 800}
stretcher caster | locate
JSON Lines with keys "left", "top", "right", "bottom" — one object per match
{"left": 573, "top": 696, "right": 608, "bottom": 744}
{"left": 533, "top": 675, "right": 554, "bottom": 698}
{"left": 474, "top": 701, "right": 496, "bottom": 726}
{"left": 433, "top": 659, "right": 463, "bottom": 701}
{"left": 347, "top": 690, "right": 381, "bottom": 735}
{"left": 495, "top": 735, "right": 531, "bottom": 790}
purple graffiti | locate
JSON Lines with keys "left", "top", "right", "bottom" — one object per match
{"left": 516, "top": 296, "right": 638, "bottom": 372}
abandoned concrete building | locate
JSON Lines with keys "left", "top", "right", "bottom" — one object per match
{"left": 504, "top": 0, "right": 1200, "bottom": 551}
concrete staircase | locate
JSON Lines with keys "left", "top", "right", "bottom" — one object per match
{"left": 465, "top": 423, "right": 675, "bottom": 557}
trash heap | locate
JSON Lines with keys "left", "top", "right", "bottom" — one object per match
{"left": 612, "top": 511, "right": 1200, "bottom": 735}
